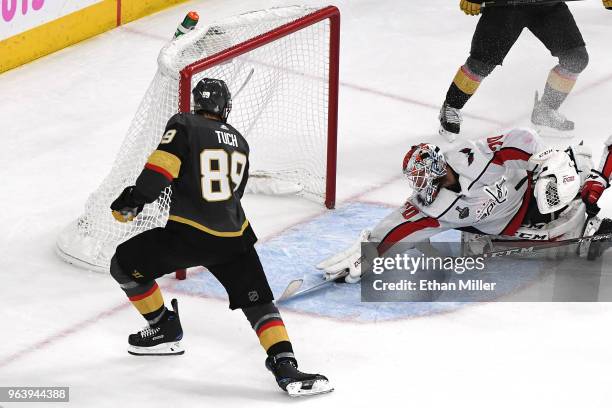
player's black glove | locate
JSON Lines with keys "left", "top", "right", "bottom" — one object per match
{"left": 604, "top": 0, "right": 612, "bottom": 10}
{"left": 460, "top": 0, "right": 482, "bottom": 15}
{"left": 110, "top": 186, "right": 146, "bottom": 223}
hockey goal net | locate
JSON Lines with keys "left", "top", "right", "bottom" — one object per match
{"left": 56, "top": 5, "right": 340, "bottom": 273}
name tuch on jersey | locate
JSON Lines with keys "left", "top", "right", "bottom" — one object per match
{"left": 216, "top": 130, "right": 238, "bottom": 147}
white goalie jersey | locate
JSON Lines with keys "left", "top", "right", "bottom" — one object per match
{"left": 372, "top": 128, "right": 588, "bottom": 255}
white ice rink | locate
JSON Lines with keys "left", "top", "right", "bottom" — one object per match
{"left": 1, "top": 0, "right": 612, "bottom": 407}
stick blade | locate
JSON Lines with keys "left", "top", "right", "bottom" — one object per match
{"left": 277, "top": 279, "right": 304, "bottom": 302}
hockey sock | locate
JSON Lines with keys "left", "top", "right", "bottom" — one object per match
{"left": 444, "top": 64, "right": 484, "bottom": 109}
{"left": 126, "top": 281, "right": 167, "bottom": 324}
{"left": 242, "top": 302, "right": 294, "bottom": 360}
{"left": 541, "top": 65, "right": 578, "bottom": 110}
{"left": 110, "top": 256, "right": 167, "bottom": 325}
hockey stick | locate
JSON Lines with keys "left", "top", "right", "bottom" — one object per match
{"left": 277, "top": 276, "right": 341, "bottom": 303}
{"left": 579, "top": 205, "right": 601, "bottom": 239}
{"left": 483, "top": 0, "right": 583, "bottom": 7}
{"left": 482, "top": 229, "right": 612, "bottom": 258}
{"left": 233, "top": 68, "right": 254, "bottom": 99}
{"left": 277, "top": 278, "right": 304, "bottom": 302}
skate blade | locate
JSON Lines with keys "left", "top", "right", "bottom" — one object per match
{"left": 534, "top": 125, "right": 575, "bottom": 139}
{"left": 127, "top": 341, "right": 184, "bottom": 356}
{"left": 438, "top": 126, "right": 457, "bottom": 142}
{"left": 286, "top": 379, "right": 334, "bottom": 397}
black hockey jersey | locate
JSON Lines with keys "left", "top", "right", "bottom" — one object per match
{"left": 135, "top": 112, "right": 251, "bottom": 237}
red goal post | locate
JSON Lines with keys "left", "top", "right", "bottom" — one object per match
{"left": 174, "top": 6, "right": 340, "bottom": 280}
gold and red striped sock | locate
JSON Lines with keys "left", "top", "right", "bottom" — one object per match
{"left": 445, "top": 64, "right": 484, "bottom": 109}
{"left": 542, "top": 65, "right": 578, "bottom": 110}
{"left": 244, "top": 303, "right": 294, "bottom": 359}
{"left": 127, "top": 281, "right": 167, "bottom": 324}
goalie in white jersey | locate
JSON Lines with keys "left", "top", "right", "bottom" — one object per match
{"left": 319, "top": 127, "right": 612, "bottom": 283}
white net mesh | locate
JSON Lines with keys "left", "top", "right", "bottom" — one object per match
{"left": 56, "top": 5, "right": 334, "bottom": 271}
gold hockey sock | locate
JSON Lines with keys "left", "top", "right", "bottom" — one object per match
{"left": 541, "top": 65, "right": 578, "bottom": 110}
{"left": 127, "top": 281, "right": 167, "bottom": 324}
{"left": 445, "top": 64, "right": 483, "bottom": 109}
{"left": 243, "top": 303, "right": 294, "bottom": 359}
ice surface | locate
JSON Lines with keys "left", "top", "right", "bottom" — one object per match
{"left": 1, "top": 1, "right": 612, "bottom": 407}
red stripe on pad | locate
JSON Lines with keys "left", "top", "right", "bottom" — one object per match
{"left": 145, "top": 163, "right": 173, "bottom": 181}
{"left": 256, "top": 320, "right": 284, "bottom": 336}
{"left": 129, "top": 282, "right": 159, "bottom": 302}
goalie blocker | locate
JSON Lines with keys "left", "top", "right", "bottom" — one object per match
{"left": 318, "top": 128, "right": 612, "bottom": 283}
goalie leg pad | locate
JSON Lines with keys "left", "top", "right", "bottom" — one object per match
{"left": 463, "top": 201, "right": 586, "bottom": 258}
{"left": 514, "top": 200, "right": 586, "bottom": 241}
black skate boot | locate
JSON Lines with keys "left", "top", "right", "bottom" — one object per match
{"left": 438, "top": 101, "right": 462, "bottom": 142}
{"left": 587, "top": 218, "right": 612, "bottom": 261}
{"left": 265, "top": 356, "right": 333, "bottom": 397}
{"left": 531, "top": 91, "right": 574, "bottom": 136}
{"left": 128, "top": 298, "right": 184, "bottom": 356}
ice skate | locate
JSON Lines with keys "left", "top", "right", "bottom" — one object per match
{"left": 266, "top": 356, "right": 333, "bottom": 397}
{"left": 128, "top": 298, "right": 184, "bottom": 356}
{"left": 531, "top": 91, "right": 574, "bottom": 138}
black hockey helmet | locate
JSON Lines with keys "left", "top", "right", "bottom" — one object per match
{"left": 192, "top": 78, "right": 232, "bottom": 122}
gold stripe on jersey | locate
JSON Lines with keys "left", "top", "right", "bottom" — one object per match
{"left": 546, "top": 69, "right": 577, "bottom": 94}
{"left": 168, "top": 215, "right": 250, "bottom": 237}
{"left": 147, "top": 150, "right": 182, "bottom": 178}
{"left": 453, "top": 67, "right": 481, "bottom": 95}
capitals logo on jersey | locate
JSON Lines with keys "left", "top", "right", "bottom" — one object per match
{"left": 476, "top": 178, "right": 509, "bottom": 221}
{"left": 460, "top": 148, "right": 474, "bottom": 165}
{"left": 484, "top": 177, "right": 508, "bottom": 204}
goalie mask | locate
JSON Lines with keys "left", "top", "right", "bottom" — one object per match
{"left": 402, "top": 143, "right": 447, "bottom": 206}
{"left": 192, "top": 78, "right": 232, "bottom": 122}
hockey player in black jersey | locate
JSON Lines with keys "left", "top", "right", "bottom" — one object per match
{"left": 108, "top": 78, "right": 332, "bottom": 397}
{"left": 439, "top": 0, "right": 609, "bottom": 141}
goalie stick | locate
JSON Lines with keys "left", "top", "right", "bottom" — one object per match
{"left": 483, "top": 0, "right": 583, "bottom": 6}
{"left": 481, "top": 230, "right": 611, "bottom": 258}
{"left": 278, "top": 225, "right": 612, "bottom": 302}
{"left": 277, "top": 277, "right": 337, "bottom": 303}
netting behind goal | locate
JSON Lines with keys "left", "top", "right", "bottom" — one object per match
{"left": 56, "top": 5, "right": 339, "bottom": 272}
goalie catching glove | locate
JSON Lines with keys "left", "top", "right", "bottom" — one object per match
{"left": 316, "top": 229, "right": 372, "bottom": 283}
{"left": 111, "top": 186, "right": 146, "bottom": 222}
